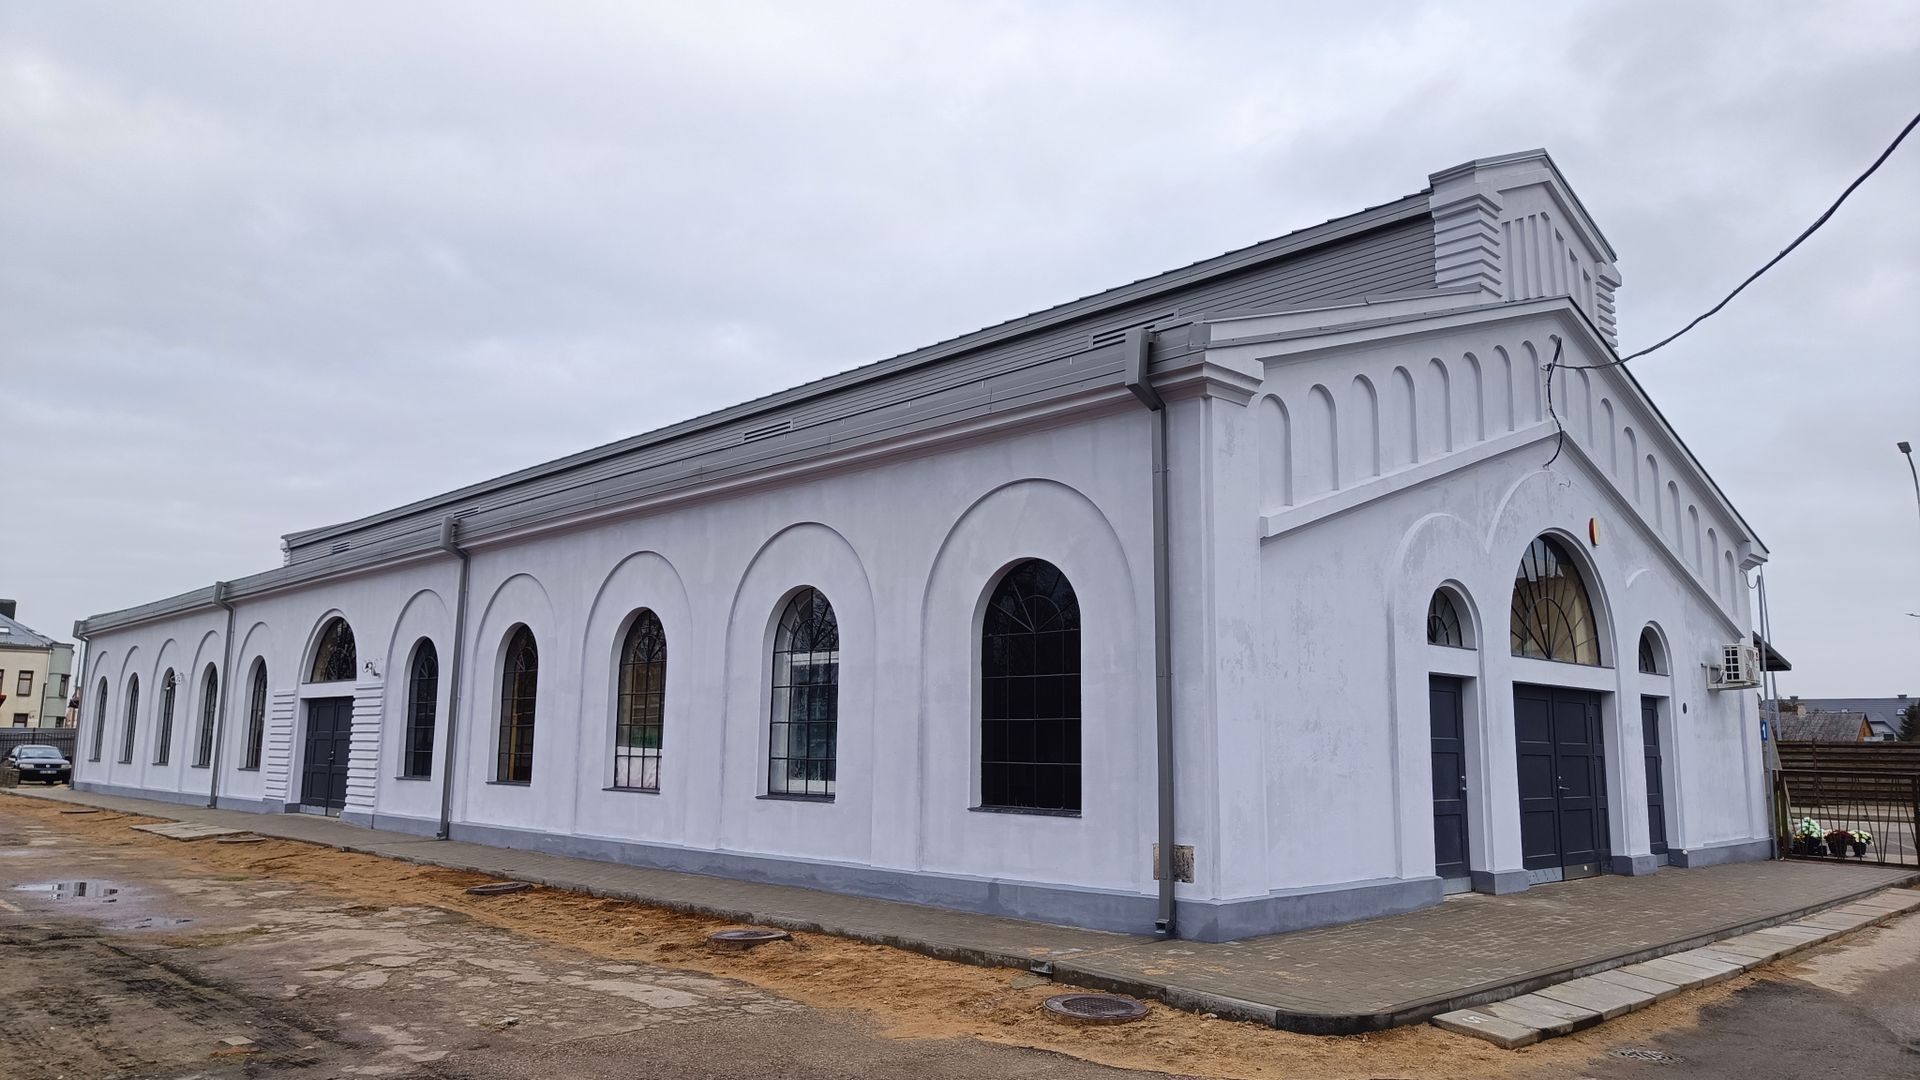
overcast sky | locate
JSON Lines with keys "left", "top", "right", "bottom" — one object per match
{"left": 3, "top": 2, "right": 1916, "bottom": 696}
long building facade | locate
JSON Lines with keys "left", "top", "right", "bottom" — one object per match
{"left": 72, "top": 150, "right": 1771, "bottom": 941}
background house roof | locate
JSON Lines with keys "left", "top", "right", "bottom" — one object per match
{"left": 0, "top": 611, "right": 60, "bottom": 650}
{"left": 1772, "top": 709, "right": 1873, "bottom": 743}
{"left": 1769, "top": 696, "right": 1913, "bottom": 740}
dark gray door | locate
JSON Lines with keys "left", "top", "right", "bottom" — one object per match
{"left": 300, "top": 697, "right": 353, "bottom": 810}
{"left": 1429, "top": 676, "right": 1470, "bottom": 884}
{"left": 1643, "top": 697, "right": 1668, "bottom": 856}
{"left": 1514, "top": 684, "right": 1609, "bottom": 877}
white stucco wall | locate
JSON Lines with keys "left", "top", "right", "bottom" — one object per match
{"left": 71, "top": 151, "right": 1774, "bottom": 935}
{"left": 77, "top": 404, "right": 1169, "bottom": 904}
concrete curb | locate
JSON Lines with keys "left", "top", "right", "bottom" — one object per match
{"left": 1431, "top": 886, "right": 1920, "bottom": 1048}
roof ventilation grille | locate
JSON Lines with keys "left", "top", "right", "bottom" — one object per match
{"left": 742, "top": 419, "right": 792, "bottom": 444}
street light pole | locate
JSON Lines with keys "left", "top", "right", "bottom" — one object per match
{"left": 1902, "top": 442, "right": 1920, "bottom": 534}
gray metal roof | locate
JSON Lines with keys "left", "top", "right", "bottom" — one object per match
{"left": 0, "top": 611, "right": 61, "bottom": 650}
{"left": 279, "top": 190, "right": 1436, "bottom": 557}
{"left": 1769, "top": 697, "right": 1912, "bottom": 737}
{"left": 81, "top": 189, "right": 1440, "bottom": 636}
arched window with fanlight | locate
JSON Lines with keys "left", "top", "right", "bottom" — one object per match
{"left": 1426, "top": 590, "right": 1466, "bottom": 648}
{"left": 497, "top": 627, "right": 539, "bottom": 783}
{"left": 495, "top": 622, "right": 541, "bottom": 780}
{"left": 768, "top": 588, "right": 838, "bottom": 798}
{"left": 241, "top": 659, "right": 268, "bottom": 770}
{"left": 193, "top": 664, "right": 219, "bottom": 767}
{"left": 403, "top": 640, "right": 439, "bottom": 779}
{"left": 1510, "top": 536, "right": 1602, "bottom": 665}
{"left": 310, "top": 617, "right": 358, "bottom": 682}
{"left": 154, "top": 669, "right": 177, "bottom": 765}
{"left": 1638, "top": 628, "right": 1666, "bottom": 675}
{"left": 613, "top": 610, "right": 666, "bottom": 792}
{"left": 90, "top": 679, "right": 108, "bottom": 762}
{"left": 980, "top": 559, "right": 1082, "bottom": 814}
{"left": 119, "top": 675, "right": 140, "bottom": 763}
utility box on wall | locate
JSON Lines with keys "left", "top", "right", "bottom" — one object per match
{"left": 1152, "top": 843, "right": 1196, "bottom": 883}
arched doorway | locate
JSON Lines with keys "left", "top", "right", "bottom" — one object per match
{"left": 300, "top": 616, "right": 358, "bottom": 812}
{"left": 1509, "top": 536, "right": 1610, "bottom": 881}
{"left": 1424, "top": 587, "right": 1476, "bottom": 891}
{"left": 1637, "top": 626, "right": 1672, "bottom": 857}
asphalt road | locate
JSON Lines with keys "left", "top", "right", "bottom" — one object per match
{"left": 1540, "top": 911, "right": 1920, "bottom": 1080}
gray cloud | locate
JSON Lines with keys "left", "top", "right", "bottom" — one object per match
{"left": 3, "top": 1, "right": 1917, "bottom": 694}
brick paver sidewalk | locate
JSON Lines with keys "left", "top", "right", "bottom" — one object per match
{"left": 8, "top": 785, "right": 1912, "bottom": 1033}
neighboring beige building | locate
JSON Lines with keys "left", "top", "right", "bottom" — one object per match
{"left": 0, "top": 600, "right": 75, "bottom": 728}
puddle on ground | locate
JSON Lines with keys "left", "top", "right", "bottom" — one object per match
{"left": 14, "top": 881, "right": 122, "bottom": 901}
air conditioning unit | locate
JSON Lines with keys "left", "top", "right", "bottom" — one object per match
{"left": 1709, "top": 642, "right": 1761, "bottom": 690}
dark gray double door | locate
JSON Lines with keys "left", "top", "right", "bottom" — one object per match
{"left": 1514, "top": 684, "right": 1609, "bottom": 879}
{"left": 300, "top": 697, "right": 353, "bottom": 811}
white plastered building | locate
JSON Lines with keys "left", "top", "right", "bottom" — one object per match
{"left": 73, "top": 150, "right": 1771, "bottom": 941}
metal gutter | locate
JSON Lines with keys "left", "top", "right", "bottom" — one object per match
{"left": 1123, "top": 326, "right": 1178, "bottom": 938}
{"left": 206, "top": 582, "right": 236, "bottom": 808}
{"left": 435, "top": 515, "right": 472, "bottom": 841}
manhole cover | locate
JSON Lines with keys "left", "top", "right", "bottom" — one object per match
{"left": 1610, "top": 1047, "right": 1684, "bottom": 1064}
{"left": 707, "top": 928, "right": 792, "bottom": 951}
{"left": 1042, "top": 994, "right": 1150, "bottom": 1025}
{"left": 465, "top": 882, "right": 533, "bottom": 896}
{"left": 216, "top": 835, "right": 265, "bottom": 844}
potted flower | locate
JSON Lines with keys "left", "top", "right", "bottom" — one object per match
{"left": 1794, "top": 818, "right": 1824, "bottom": 856}
{"left": 1851, "top": 830, "right": 1873, "bottom": 858}
{"left": 1824, "top": 829, "right": 1854, "bottom": 858}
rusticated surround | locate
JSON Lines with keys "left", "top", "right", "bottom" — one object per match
{"left": 1428, "top": 150, "right": 1623, "bottom": 347}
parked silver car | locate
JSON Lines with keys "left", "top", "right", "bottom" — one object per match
{"left": 5, "top": 744, "right": 71, "bottom": 784}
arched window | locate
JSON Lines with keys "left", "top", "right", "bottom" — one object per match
{"left": 1426, "top": 590, "right": 1466, "bottom": 648}
{"left": 981, "top": 559, "right": 1082, "bottom": 813}
{"left": 1510, "top": 536, "right": 1601, "bottom": 665}
{"left": 310, "top": 617, "right": 358, "bottom": 682}
{"left": 90, "top": 679, "right": 108, "bottom": 762}
{"left": 497, "top": 627, "right": 539, "bottom": 783}
{"left": 194, "top": 665, "right": 219, "bottom": 767}
{"left": 241, "top": 660, "right": 268, "bottom": 770}
{"left": 768, "top": 588, "right": 838, "bottom": 798}
{"left": 119, "top": 675, "right": 140, "bottom": 763}
{"left": 154, "top": 669, "right": 177, "bottom": 765}
{"left": 614, "top": 610, "right": 666, "bottom": 792}
{"left": 403, "top": 640, "right": 439, "bottom": 779}
{"left": 1638, "top": 628, "right": 1666, "bottom": 675}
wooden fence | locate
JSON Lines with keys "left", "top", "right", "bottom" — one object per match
{"left": 1775, "top": 742, "right": 1920, "bottom": 867}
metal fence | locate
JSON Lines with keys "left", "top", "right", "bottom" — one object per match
{"left": 1776, "top": 768, "right": 1920, "bottom": 867}
{"left": 0, "top": 728, "right": 78, "bottom": 760}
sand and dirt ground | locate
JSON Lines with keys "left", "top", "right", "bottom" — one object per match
{"left": 3, "top": 794, "right": 1906, "bottom": 1079}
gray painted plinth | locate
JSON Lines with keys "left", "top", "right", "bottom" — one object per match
{"left": 1471, "top": 868, "right": 1530, "bottom": 895}
{"left": 1611, "top": 853, "right": 1659, "bottom": 876}
{"left": 76, "top": 780, "right": 212, "bottom": 809}
{"left": 1669, "top": 838, "right": 1773, "bottom": 868}
{"left": 448, "top": 820, "right": 1442, "bottom": 941}
{"left": 1178, "top": 876, "right": 1444, "bottom": 943}
{"left": 451, "top": 820, "right": 1160, "bottom": 934}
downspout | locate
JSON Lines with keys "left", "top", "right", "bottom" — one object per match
{"left": 435, "top": 515, "right": 472, "bottom": 841}
{"left": 207, "top": 582, "right": 237, "bottom": 808}
{"left": 1123, "top": 327, "right": 1178, "bottom": 938}
{"left": 70, "top": 622, "right": 90, "bottom": 763}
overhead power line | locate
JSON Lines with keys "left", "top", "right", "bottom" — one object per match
{"left": 1594, "top": 106, "right": 1920, "bottom": 368}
